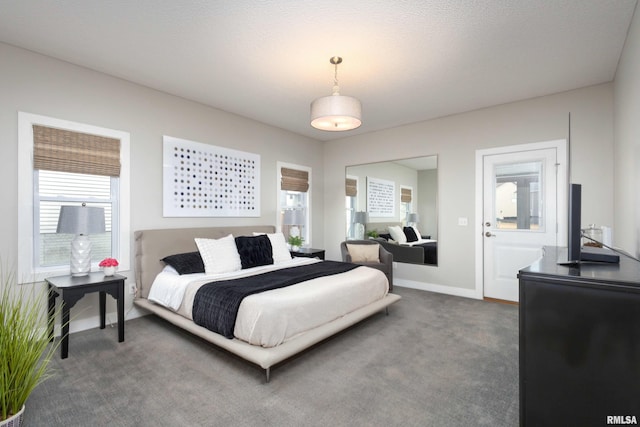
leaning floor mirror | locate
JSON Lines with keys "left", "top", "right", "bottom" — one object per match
{"left": 345, "top": 155, "right": 438, "bottom": 266}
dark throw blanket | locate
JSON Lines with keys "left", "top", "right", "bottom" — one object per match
{"left": 192, "top": 261, "right": 359, "bottom": 338}
{"left": 415, "top": 241, "right": 438, "bottom": 265}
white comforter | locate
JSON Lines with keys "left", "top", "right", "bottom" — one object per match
{"left": 401, "top": 238, "right": 437, "bottom": 247}
{"left": 148, "top": 258, "right": 389, "bottom": 347}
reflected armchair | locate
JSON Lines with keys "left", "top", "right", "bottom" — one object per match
{"left": 340, "top": 240, "right": 393, "bottom": 291}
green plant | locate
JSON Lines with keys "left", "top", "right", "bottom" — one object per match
{"left": 288, "top": 235, "right": 304, "bottom": 247}
{"left": 1, "top": 267, "right": 60, "bottom": 421}
{"left": 366, "top": 229, "right": 379, "bottom": 238}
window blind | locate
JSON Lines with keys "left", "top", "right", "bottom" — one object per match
{"left": 281, "top": 167, "right": 309, "bottom": 192}
{"left": 401, "top": 188, "right": 412, "bottom": 203}
{"left": 345, "top": 178, "right": 357, "bottom": 197}
{"left": 33, "top": 125, "right": 121, "bottom": 177}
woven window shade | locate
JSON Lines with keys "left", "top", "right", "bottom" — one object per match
{"left": 345, "top": 178, "right": 357, "bottom": 197}
{"left": 33, "top": 125, "right": 121, "bottom": 177}
{"left": 401, "top": 188, "right": 412, "bottom": 203}
{"left": 281, "top": 167, "right": 309, "bottom": 192}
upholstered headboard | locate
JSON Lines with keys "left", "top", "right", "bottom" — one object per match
{"left": 134, "top": 225, "right": 276, "bottom": 299}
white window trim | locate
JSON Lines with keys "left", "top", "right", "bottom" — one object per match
{"left": 276, "top": 161, "right": 312, "bottom": 246}
{"left": 18, "top": 112, "right": 131, "bottom": 284}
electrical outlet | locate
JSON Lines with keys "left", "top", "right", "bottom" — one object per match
{"left": 129, "top": 283, "right": 137, "bottom": 295}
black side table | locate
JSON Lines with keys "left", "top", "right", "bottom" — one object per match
{"left": 290, "top": 248, "right": 325, "bottom": 260}
{"left": 46, "top": 272, "right": 125, "bottom": 359}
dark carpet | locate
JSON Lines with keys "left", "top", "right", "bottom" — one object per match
{"left": 24, "top": 287, "right": 519, "bottom": 426}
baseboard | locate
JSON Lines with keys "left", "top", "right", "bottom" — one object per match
{"left": 394, "top": 278, "right": 480, "bottom": 300}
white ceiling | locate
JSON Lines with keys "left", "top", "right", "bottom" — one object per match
{"left": 0, "top": 0, "right": 636, "bottom": 141}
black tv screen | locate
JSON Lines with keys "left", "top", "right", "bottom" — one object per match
{"left": 566, "top": 183, "right": 619, "bottom": 263}
{"left": 567, "top": 183, "right": 582, "bottom": 263}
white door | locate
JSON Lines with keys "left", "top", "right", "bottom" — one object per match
{"left": 481, "top": 142, "right": 565, "bottom": 302}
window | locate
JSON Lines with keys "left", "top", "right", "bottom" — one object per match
{"left": 35, "top": 171, "right": 117, "bottom": 268}
{"left": 400, "top": 186, "right": 413, "bottom": 225}
{"left": 18, "top": 112, "right": 130, "bottom": 283}
{"left": 278, "top": 162, "right": 311, "bottom": 246}
{"left": 345, "top": 176, "right": 358, "bottom": 239}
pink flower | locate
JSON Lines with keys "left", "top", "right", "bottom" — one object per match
{"left": 99, "top": 258, "right": 119, "bottom": 268}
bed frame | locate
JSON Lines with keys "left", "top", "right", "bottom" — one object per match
{"left": 134, "top": 225, "right": 401, "bottom": 382}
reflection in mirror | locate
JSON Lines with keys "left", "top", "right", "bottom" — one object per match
{"left": 345, "top": 156, "right": 438, "bottom": 266}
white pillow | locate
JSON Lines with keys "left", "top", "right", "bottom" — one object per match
{"left": 253, "top": 232, "right": 292, "bottom": 264}
{"left": 346, "top": 243, "right": 380, "bottom": 263}
{"left": 412, "top": 226, "right": 422, "bottom": 240}
{"left": 195, "top": 234, "right": 241, "bottom": 274}
{"left": 388, "top": 225, "right": 407, "bottom": 244}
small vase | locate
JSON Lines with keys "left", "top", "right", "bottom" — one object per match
{"left": 291, "top": 245, "right": 300, "bottom": 252}
{"left": 0, "top": 404, "right": 25, "bottom": 427}
{"left": 103, "top": 266, "right": 116, "bottom": 276}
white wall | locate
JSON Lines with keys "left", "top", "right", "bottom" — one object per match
{"left": 614, "top": 4, "right": 640, "bottom": 257}
{"left": 324, "top": 84, "right": 615, "bottom": 295}
{"left": 0, "top": 42, "right": 323, "bottom": 332}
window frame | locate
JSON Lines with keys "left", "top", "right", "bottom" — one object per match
{"left": 277, "top": 161, "right": 312, "bottom": 246}
{"left": 18, "top": 112, "right": 130, "bottom": 283}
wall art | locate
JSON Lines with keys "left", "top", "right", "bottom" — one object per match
{"left": 163, "top": 135, "right": 260, "bottom": 217}
{"left": 367, "top": 176, "right": 395, "bottom": 217}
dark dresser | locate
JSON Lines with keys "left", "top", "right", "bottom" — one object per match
{"left": 518, "top": 246, "right": 640, "bottom": 426}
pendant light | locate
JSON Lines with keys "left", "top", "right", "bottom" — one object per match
{"left": 310, "top": 56, "right": 362, "bottom": 131}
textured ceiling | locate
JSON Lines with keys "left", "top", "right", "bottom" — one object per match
{"left": 0, "top": 0, "right": 636, "bottom": 141}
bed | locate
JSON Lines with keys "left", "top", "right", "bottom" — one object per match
{"left": 367, "top": 222, "right": 438, "bottom": 265}
{"left": 134, "top": 225, "right": 401, "bottom": 382}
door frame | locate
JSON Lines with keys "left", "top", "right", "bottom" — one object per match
{"left": 474, "top": 139, "right": 568, "bottom": 300}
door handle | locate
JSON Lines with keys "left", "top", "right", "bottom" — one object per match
{"left": 485, "top": 232, "right": 496, "bottom": 237}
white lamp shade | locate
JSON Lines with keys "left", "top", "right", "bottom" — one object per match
{"left": 283, "top": 209, "right": 305, "bottom": 226}
{"left": 310, "top": 95, "right": 362, "bottom": 131}
{"left": 57, "top": 205, "right": 105, "bottom": 235}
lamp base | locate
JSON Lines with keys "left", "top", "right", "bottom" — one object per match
{"left": 70, "top": 235, "right": 92, "bottom": 276}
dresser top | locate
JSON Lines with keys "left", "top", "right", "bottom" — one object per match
{"left": 519, "top": 246, "right": 640, "bottom": 289}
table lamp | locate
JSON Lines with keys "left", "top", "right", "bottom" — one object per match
{"left": 353, "top": 211, "right": 369, "bottom": 240}
{"left": 407, "top": 213, "right": 420, "bottom": 227}
{"left": 57, "top": 204, "right": 106, "bottom": 276}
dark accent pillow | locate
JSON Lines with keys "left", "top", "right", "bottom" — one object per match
{"left": 403, "top": 226, "right": 419, "bottom": 242}
{"left": 379, "top": 233, "right": 392, "bottom": 241}
{"left": 161, "top": 251, "right": 205, "bottom": 275}
{"left": 235, "top": 235, "right": 274, "bottom": 269}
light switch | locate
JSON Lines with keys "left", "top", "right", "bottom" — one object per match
{"left": 458, "top": 217, "right": 468, "bottom": 226}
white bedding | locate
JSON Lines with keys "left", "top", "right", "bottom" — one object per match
{"left": 402, "top": 238, "right": 437, "bottom": 247}
{"left": 148, "top": 258, "right": 389, "bottom": 348}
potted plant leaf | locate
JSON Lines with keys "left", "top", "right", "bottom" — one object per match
{"left": 287, "top": 235, "right": 304, "bottom": 251}
{"left": 1, "top": 266, "right": 61, "bottom": 426}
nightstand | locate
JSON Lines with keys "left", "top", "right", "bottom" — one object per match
{"left": 290, "top": 248, "right": 325, "bottom": 260}
{"left": 46, "top": 272, "right": 126, "bottom": 359}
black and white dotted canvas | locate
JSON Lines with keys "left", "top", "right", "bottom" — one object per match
{"left": 163, "top": 135, "right": 260, "bottom": 217}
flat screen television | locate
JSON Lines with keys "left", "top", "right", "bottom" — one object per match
{"left": 566, "top": 183, "right": 619, "bottom": 264}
